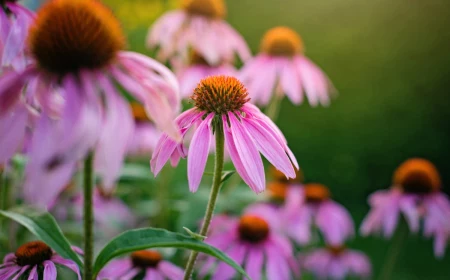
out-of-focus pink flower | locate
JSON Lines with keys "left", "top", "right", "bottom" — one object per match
{"left": 0, "top": 241, "right": 81, "bottom": 280}
{"left": 301, "top": 246, "right": 371, "bottom": 280}
{"left": 200, "top": 206, "right": 299, "bottom": 280}
{"left": 174, "top": 52, "right": 237, "bottom": 98}
{"left": 151, "top": 75, "right": 298, "bottom": 193}
{"left": 147, "top": 0, "right": 250, "bottom": 66}
{"left": 282, "top": 183, "right": 354, "bottom": 246}
{"left": 71, "top": 187, "right": 136, "bottom": 238}
{"left": 360, "top": 158, "right": 450, "bottom": 258}
{"left": 0, "top": 0, "right": 180, "bottom": 207}
{"left": 98, "top": 250, "right": 183, "bottom": 280}
{"left": 127, "top": 102, "right": 161, "bottom": 157}
{"left": 240, "top": 26, "right": 335, "bottom": 107}
{"left": 0, "top": 0, "right": 34, "bottom": 71}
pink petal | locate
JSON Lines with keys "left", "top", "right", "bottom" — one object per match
{"left": 43, "top": 261, "right": 57, "bottom": 280}
{"left": 27, "top": 265, "right": 38, "bottom": 280}
{"left": 144, "top": 269, "right": 163, "bottom": 280}
{"left": 159, "top": 261, "right": 184, "bottom": 280}
{"left": 188, "top": 114, "right": 213, "bottom": 192}
{"left": 245, "top": 247, "right": 264, "bottom": 280}
{"left": 280, "top": 60, "right": 303, "bottom": 104}
{"left": 0, "top": 103, "right": 27, "bottom": 163}
{"left": 212, "top": 244, "right": 247, "bottom": 280}
{"left": 51, "top": 256, "right": 81, "bottom": 280}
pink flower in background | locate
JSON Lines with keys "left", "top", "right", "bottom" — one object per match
{"left": 240, "top": 26, "right": 335, "bottom": 107}
{"left": 151, "top": 75, "right": 298, "bottom": 193}
{"left": 0, "top": 241, "right": 81, "bottom": 280}
{"left": 98, "top": 250, "right": 183, "bottom": 280}
{"left": 200, "top": 206, "right": 299, "bottom": 280}
{"left": 127, "top": 102, "right": 162, "bottom": 157}
{"left": 283, "top": 183, "right": 354, "bottom": 246}
{"left": 0, "top": 0, "right": 180, "bottom": 207}
{"left": 301, "top": 246, "right": 371, "bottom": 280}
{"left": 147, "top": 0, "right": 250, "bottom": 66}
{"left": 173, "top": 52, "right": 237, "bottom": 98}
{"left": 0, "top": 0, "right": 34, "bottom": 70}
{"left": 360, "top": 158, "right": 450, "bottom": 258}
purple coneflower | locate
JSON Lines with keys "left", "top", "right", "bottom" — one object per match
{"left": 0, "top": 241, "right": 81, "bottom": 279}
{"left": 0, "top": 0, "right": 34, "bottom": 70}
{"left": 127, "top": 102, "right": 161, "bottom": 157}
{"left": 282, "top": 183, "right": 354, "bottom": 246}
{"left": 174, "top": 52, "right": 237, "bottom": 99}
{"left": 151, "top": 75, "right": 298, "bottom": 193}
{"left": 147, "top": 0, "right": 250, "bottom": 66}
{"left": 0, "top": 0, "right": 180, "bottom": 206}
{"left": 200, "top": 209, "right": 298, "bottom": 280}
{"left": 301, "top": 246, "right": 372, "bottom": 280}
{"left": 98, "top": 250, "right": 183, "bottom": 280}
{"left": 240, "top": 26, "right": 335, "bottom": 107}
{"left": 360, "top": 158, "right": 450, "bottom": 258}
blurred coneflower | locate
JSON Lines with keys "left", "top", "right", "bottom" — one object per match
{"left": 174, "top": 51, "right": 237, "bottom": 99}
{"left": 0, "top": 241, "right": 81, "bottom": 279}
{"left": 301, "top": 245, "right": 372, "bottom": 280}
{"left": 282, "top": 183, "right": 354, "bottom": 246}
{"left": 199, "top": 207, "right": 299, "bottom": 280}
{"left": 0, "top": 0, "right": 34, "bottom": 70}
{"left": 360, "top": 158, "right": 450, "bottom": 258}
{"left": 240, "top": 26, "right": 335, "bottom": 109}
{"left": 151, "top": 75, "right": 298, "bottom": 193}
{"left": 147, "top": 0, "right": 250, "bottom": 66}
{"left": 0, "top": 0, "right": 180, "bottom": 207}
{"left": 98, "top": 250, "right": 183, "bottom": 280}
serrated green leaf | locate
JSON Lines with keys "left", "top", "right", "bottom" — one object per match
{"left": 0, "top": 207, "right": 83, "bottom": 270}
{"left": 93, "top": 227, "right": 250, "bottom": 279}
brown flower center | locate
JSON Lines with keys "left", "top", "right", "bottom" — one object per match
{"left": 260, "top": 26, "right": 303, "bottom": 57}
{"left": 238, "top": 215, "right": 270, "bottom": 243}
{"left": 131, "top": 250, "right": 162, "bottom": 268}
{"left": 271, "top": 165, "right": 304, "bottom": 184}
{"left": 304, "top": 183, "right": 330, "bottom": 203}
{"left": 28, "top": 0, "right": 125, "bottom": 75}
{"left": 191, "top": 75, "right": 250, "bottom": 115}
{"left": 268, "top": 182, "right": 288, "bottom": 201}
{"left": 181, "top": 0, "right": 226, "bottom": 19}
{"left": 189, "top": 51, "right": 210, "bottom": 66}
{"left": 327, "top": 245, "right": 346, "bottom": 256}
{"left": 394, "top": 158, "right": 441, "bottom": 194}
{"left": 130, "top": 102, "right": 150, "bottom": 122}
{"left": 15, "top": 241, "right": 53, "bottom": 266}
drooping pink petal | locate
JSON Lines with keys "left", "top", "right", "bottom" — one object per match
{"left": 398, "top": 195, "right": 420, "bottom": 233}
{"left": 212, "top": 244, "right": 247, "bottom": 280}
{"left": 98, "top": 259, "right": 133, "bottom": 279}
{"left": 245, "top": 247, "right": 264, "bottom": 280}
{"left": 27, "top": 265, "right": 38, "bottom": 280}
{"left": 280, "top": 60, "right": 303, "bottom": 104}
{"left": 51, "top": 255, "right": 81, "bottom": 280}
{"left": 227, "top": 113, "right": 265, "bottom": 192}
{"left": 42, "top": 261, "right": 57, "bottom": 280}
{"left": 188, "top": 113, "right": 213, "bottom": 192}
{"left": 144, "top": 269, "right": 163, "bottom": 280}
{"left": 265, "top": 242, "right": 290, "bottom": 280}
{"left": 316, "top": 201, "right": 355, "bottom": 246}
{"left": 159, "top": 261, "right": 184, "bottom": 280}
{"left": 94, "top": 75, "right": 134, "bottom": 190}
{"left": 0, "top": 69, "right": 29, "bottom": 113}
{"left": 0, "top": 103, "right": 27, "bottom": 163}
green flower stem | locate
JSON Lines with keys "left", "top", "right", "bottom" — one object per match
{"left": 183, "top": 122, "right": 225, "bottom": 280}
{"left": 265, "top": 92, "right": 283, "bottom": 121}
{"left": 83, "top": 152, "right": 95, "bottom": 280}
{"left": 378, "top": 221, "right": 409, "bottom": 280}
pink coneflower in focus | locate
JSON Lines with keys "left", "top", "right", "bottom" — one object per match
{"left": 147, "top": 0, "right": 250, "bottom": 65}
{"left": 301, "top": 246, "right": 371, "bottom": 280}
{"left": 0, "top": 241, "right": 81, "bottom": 279}
{"left": 283, "top": 183, "right": 354, "bottom": 246}
{"left": 200, "top": 208, "right": 298, "bottom": 280}
{"left": 174, "top": 52, "right": 237, "bottom": 99}
{"left": 0, "top": 0, "right": 34, "bottom": 70}
{"left": 240, "top": 26, "right": 335, "bottom": 107}
{"left": 151, "top": 75, "right": 298, "bottom": 193}
{"left": 0, "top": 0, "right": 180, "bottom": 207}
{"left": 127, "top": 102, "right": 161, "bottom": 157}
{"left": 360, "top": 158, "right": 450, "bottom": 258}
{"left": 98, "top": 250, "right": 183, "bottom": 280}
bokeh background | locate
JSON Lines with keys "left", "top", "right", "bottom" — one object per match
{"left": 8, "top": 0, "right": 450, "bottom": 279}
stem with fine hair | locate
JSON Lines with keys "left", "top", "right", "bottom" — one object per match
{"left": 378, "top": 221, "right": 409, "bottom": 280}
{"left": 183, "top": 121, "right": 225, "bottom": 280}
{"left": 83, "top": 152, "right": 95, "bottom": 280}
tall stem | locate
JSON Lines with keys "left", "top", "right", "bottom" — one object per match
{"left": 378, "top": 221, "right": 408, "bottom": 280}
{"left": 83, "top": 152, "right": 95, "bottom": 280}
{"left": 265, "top": 92, "right": 283, "bottom": 121}
{"left": 183, "top": 122, "right": 225, "bottom": 280}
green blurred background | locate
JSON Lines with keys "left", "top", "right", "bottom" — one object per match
{"left": 16, "top": 0, "right": 450, "bottom": 279}
{"left": 107, "top": 0, "right": 450, "bottom": 279}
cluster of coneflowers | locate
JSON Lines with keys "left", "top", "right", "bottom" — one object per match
{"left": 0, "top": 0, "right": 448, "bottom": 280}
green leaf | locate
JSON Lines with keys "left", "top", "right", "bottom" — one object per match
{"left": 221, "top": 170, "right": 236, "bottom": 183}
{"left": 0, "top": 207, "right": 83, "bottom": 269}
{"left": 93, "top": 227, "right": 250, "bottom": 279}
